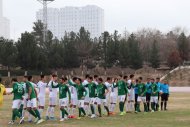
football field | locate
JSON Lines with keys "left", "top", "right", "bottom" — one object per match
{"left": 0, "top": 93, "right": 190, "bottom": 127}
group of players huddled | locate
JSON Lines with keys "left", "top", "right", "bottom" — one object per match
{"left": 6, "top": 74, "right": 170, "bottom": 125}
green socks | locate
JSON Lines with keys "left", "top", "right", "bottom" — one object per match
{"left": 119, "top": 102, "right": 124, "bottom": 112}
{"left": 34, "top": 109, "right": 41, "bottom": 119}
{"left": 28, "top": 109, "right": 37, "bottom": 118}
{"left": 104, "top": 106, "right": 109, "bottom": 115}
{"left": 98, "top": 106, "right": 101, "bottom": 116}
{"left": 81, "top": 108, "right": 86, "bottom": 115}
{"left": 144, "top": 103, "right": 148, "bottom": 112}
{"left": 61, "top": 109, "right": 65, "bottom": 118}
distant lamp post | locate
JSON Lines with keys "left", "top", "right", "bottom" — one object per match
{"left": 36, "top": 0, "right": 55, "bottom": 43}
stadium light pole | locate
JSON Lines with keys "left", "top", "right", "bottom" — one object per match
{"left": 37, "top": 0, "right": 55, "bottom": 43}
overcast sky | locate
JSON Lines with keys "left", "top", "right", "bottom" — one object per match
{"left": 3, "top": 0, "right": 190, "bottom": 40}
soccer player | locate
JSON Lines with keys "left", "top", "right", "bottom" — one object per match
{"left": 156, "top": 77, "right": 162, "bottom": 111}
{"left": 114, "top": 75, "right": 128, "bottom": 116}
{"left": 127, "top": 74, "right": 135, "bottom": 112}
{"left": 104, "top": 77, "right": 112, "bottom": 114}
{"left": 84, "top": 76, "right": 97, "bottom": 118}
{"left": 8, "top": 78, "right": 24, "bottom": 125}
{"left": 46, "top": 74, "right": 58, "bottom": 120}
{"left": 136, "top": 77, "right": 148, "bottom": 113}
{"left": 134, "top": 79, "right": 139, "bottom": 113}
{"left": 0, "top": 78, "right": 6, "bottom": 108}
{"left": 96, "top": 78, "right": 109, "bottom": 117}
{"left": 36, "top": 75, "right": 47, "bottom": 116}
{"left": 150, "top": 78, "right": 158, "bottom": 112}
{"left": 68, "top": 77, "right": 87, "bottom": 119}
{"left": 93, "top": 75, "right": 99, "bottom": 85}
{"left": 160, "top": 80, "right": 169, "bottom": 111}
{"left": 68, "top": 77, "right": 78, "bottom": 118}
{"left": 82, "top": 74, "right": 90, "bottom": 115}
{"left": 26, "top": 76, "right": 44, "bottom": 124}
{"left": 109, "top": 78, "right": 118, "bottom": 114}
{"left": 52, "top": 77, "right": 71, "bottom": 121}
{"left": 145, "top": 78, "right": 151, "bottom": 111}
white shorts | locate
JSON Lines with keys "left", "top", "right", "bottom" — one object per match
{"left": 12, "top": 100, "right": 22, "bottom": 109}
{"left": 110, "top": 95, "right": 117, "bottom": 104}
{"left": 137, "top": 96, "right": 146, "bottom": 103}
{"left": 78, "top": 100, "right": 85, "bottom": 108}
{"left": 22, "top": 97, "right": 27, "bottom": 109}
{"left": 49, "top": 97, "right": 57, "bottom": 106}
{"left": 71, "top": 98, "right": 78, "bottom": 106}
{"left": 96, "top": 98, "right": 107, "bottom": 106}
{"left": 27, "top": 98, "right": 37, "bottom": 108}
{"left": 59, "top": 98, "right": 68, "bottom": 107}
{"left": 151, "top": 96, "right": 158, "bottom": 103}
{"left": 127, "top": 89, "right": 135, "bottom": 101}
{"left": 118, "top": 95, "right": 126, "bottom": 102}
{"left": 84, "top": 96, "right": 90, "bottom": 103}
{"left": 90, "top": 98, "right": 96, "bottom": 105}
{"left": 38, "top": 97, "right": 45, "bottom": 107}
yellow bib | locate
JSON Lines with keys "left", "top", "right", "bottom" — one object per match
{"left": 0, "top": 84, "right": 6, "bottom": 107}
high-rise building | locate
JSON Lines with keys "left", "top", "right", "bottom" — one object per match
{"left": 0, "top": 0, "right": 10, "bottom": 39}
{"left": 36, "top": 5, "right": 104, "bottom": 39}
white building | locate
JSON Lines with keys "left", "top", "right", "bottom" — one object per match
{"left": 0, "top": 0, "right": 10, "bottom": 39}
{"left": 36, "top": 5, "right": 104, "bottom": 39}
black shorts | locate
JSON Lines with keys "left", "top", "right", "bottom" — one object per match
{"left": 146, "top": 93, "right": 151, "bottom": 102}
{"left": 135, "top": 94, "right": 138, "bottom": 103}
{"left": 161, "top": 93, "right": 169, "bottom": 101}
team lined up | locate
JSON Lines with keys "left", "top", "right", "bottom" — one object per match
{"left": 6, "top": 74, "right": 170, "bottom": 125}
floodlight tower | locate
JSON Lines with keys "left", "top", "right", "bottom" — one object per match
{"left": 37, "top": 0, "right": 55, "bottom": 43}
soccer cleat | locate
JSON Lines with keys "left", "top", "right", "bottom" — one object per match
{"left": 64, "top": 116, "right": 69, "bottom": 120}
{"left": 135, "top": 111, "right": 138, "bottom": 114}
{"left": 60, "top": 118, "right": 65, "bottom": 122}
{"left": 90, "top": 114, "right": 96, "bottom": 118}
{"left": 8, "top": 121, "right": 14, "bottom": 125}
{"left": 77, "top": 117, "right": 81, "bottom": 120}
{"left": 36, "top": 119, "right": 44, "bottom": 124}
{"left": 119, "top": 112, "right": 124, "bottom": 116}
{"left": 151, "top": 110, "right": 155, "bottom": 113}
{"left": 34, "top": 118, "right": 39, "bottom": 123}
{"left": 19, "top": 117, "right": 25, "bottom": 124}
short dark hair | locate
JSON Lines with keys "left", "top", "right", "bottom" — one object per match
{"left": 107, "top": 77, "right": 111, "bottom": 81}
{"left": 85, "top": 74, "right": 90, "bottom": 79}
{"left": 11, "top": 78, "right": 17, "bottom": 82}
{"left": 136, "top": 79, "right": 139, "bottom": 83}
{"left": 124, "top": 76, "right": 128, "bottom": 80}
{"left": 139, "top": 77, "right": 143, "bottom": 80}
{"left": 24, "top": 75, "right": 28, "bottom": 78}
{"left": 41, "top": 75, "right": 45, "bottom": 79}
{"left": 156, "top": 77, "right": 160, "bottom": 80}
{"left": 78, "top": 78, "right": 82, "bottom": 83}
{"left": 28, "top": 76, "right": 33, "bottom": 81}
{"left": 89, "top": 76, "right": 93, "bottom": 80}
{"left": 52, "top": 74, "right": 57, "bottom": 77}
{"left": 151, "top": 78, "right": 155, "bottom": 81}
{"left": 119, "top": 75, "right": 123, "bottom": 78}
{"left": 61, "top": 77, "right": 67, "bottom": 81}
{"left": 0, "top": 77, "right": 2, "bottom": 82}
{"left": 94, "top": 75, "right": 98, "bottom": 79}
{"left": 98, "top": 78, "right": 103, "bottom": 82}
{"left": 130, "top": 74, "right": 134, "bottom": 79}
{"left": 73, "top": 77, "right": 78, "bottom": 82}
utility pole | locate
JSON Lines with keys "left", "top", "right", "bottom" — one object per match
{"left": 37, "top": 0, "right": 55, "bottom": 43}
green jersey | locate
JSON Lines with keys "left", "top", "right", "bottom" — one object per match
{"left": 137, "top": 83, "right": 147, "bottom": 97}
{"left": 150, "top": 83, "right": 158, "bottom": 96}
{"left": 12, "top": 82, "right": 24, "bottom": 100}
{"left": 96, "top": 84, "right": 108, "bottom": 99}
{"left": 52, "top": 83, "right": 71, "bottom": 99}
{"left": 26, "top": 81, "right": 36, "bottom": 99}
{"left": 85, "top": 83, "right": 97, "bottom": 98}
{"left": 114, "top": 80, "right": 128, "bottom": 96}
{"left": 68, "top": 80, "right": 87, "bottom": 100}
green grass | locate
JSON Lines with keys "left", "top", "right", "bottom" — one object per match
{"left": 1, "top": 93, "right": 190, "bottom": 127}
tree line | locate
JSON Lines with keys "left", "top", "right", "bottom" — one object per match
{"left": 0, "top": 21, "right": 189, "bottom": 71}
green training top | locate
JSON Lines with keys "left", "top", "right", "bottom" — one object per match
{"left": 12, "top": 82, "right": 24, "bottom": 100}
{"left": 114, "top": 80, "right": 128, "bottom": 96}
{"left": 26, "top": 81, "right": 36, "bottom": 99}
{"left": 85, "top": 82, "right": 97, "bottom": 98}
{"left": 137, "top": 83, "right": 147, "bottom": 97}
{"left": 52, "top": 83, "right": 71, "bottom": 99}
{"left": 150, "top": 83, "right": 158, "bottom": 96}
{"left": 96, "top": 83, "right": 108, "bottom": 99}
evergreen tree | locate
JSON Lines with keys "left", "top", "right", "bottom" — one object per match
{"left": 150, "top": 40, "right": 160, "bottom": 68}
